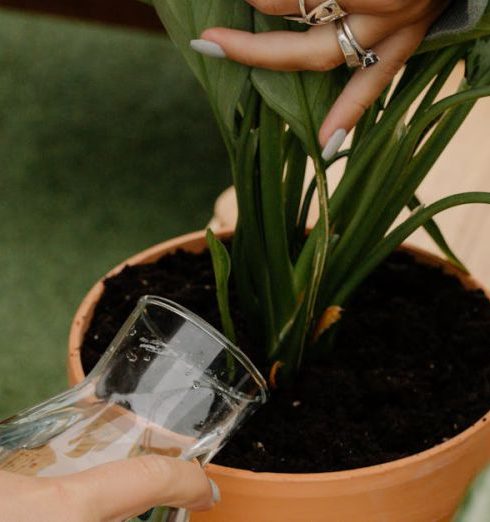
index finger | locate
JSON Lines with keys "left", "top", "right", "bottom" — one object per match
{"left": 64, "top": 455, "right": 215, "bottom": 520}
{"left": 319, "top": 21, "right": 432, "bottom": 147}
{"left": 200, "top": 15, "right": 396, "bottom": 71}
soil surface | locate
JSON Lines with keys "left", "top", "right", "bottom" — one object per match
{"left": 81, "top": 248, "right": 490, "bottom": 473}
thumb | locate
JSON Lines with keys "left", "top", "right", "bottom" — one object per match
{"left": 319, "top": 22, "right": 429, "bottom": 159}
{"left": 64, "top": 455, "right": 217, "bottom": 521}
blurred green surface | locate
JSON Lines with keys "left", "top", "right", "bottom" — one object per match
{"left": 0, "top": 9, "right": 229, "bottom": 418}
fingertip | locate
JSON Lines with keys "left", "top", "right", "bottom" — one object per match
{"left": 318, "top": 124, "right": 334, "bottom": 148}
{"left": 319, "top": 116, "right": 345, "bottom": 148}
{"left": 210, "top": 479, "right": 221, "bottom": 504}
{"left": 185, "top": 477, "right": 219, "bottom": 512}
{"left": 318, "top": 104, "right": 344, "bottom": 146}
{"left": 198, "top": 28, "right": 252, "bottom": 61}
{"left": 71, "top": 455, "right": 216, "bottom": 519}
{"left": 318, "top": 89, "right": 359, "bottom": 146}
{"left": 190, "top": 39, "right": 227, "bottom": 59}
{"left": 321, "top": 128, "right": 347, "bottom": 161}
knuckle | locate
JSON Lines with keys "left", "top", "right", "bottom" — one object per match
{"left": 349, "top": 96, "right": 370, "bottom": 117}
{"left": 309, "top": 53, "right": 342, "bottom": 72}
{"left": 379, "top": 58, "right": 406, "bottom": 80}
{"left": 135, "top": 455, "right": 171, "bottom": 482}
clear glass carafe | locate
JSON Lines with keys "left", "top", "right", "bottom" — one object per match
{"left": 0, "top": 296, "right": 268, "bottom": 522}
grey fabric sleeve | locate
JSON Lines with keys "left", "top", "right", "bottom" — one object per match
{"left": 428, "top": 0, "right": 488, "bottom": 39}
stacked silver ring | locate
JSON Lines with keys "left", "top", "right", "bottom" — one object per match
{"left": 284, "top": 0, "right": 379, "bottom": 69}
{"left": 284, "top": 0, "right": 347, "bottom": 25}
{"left": 335, "top": 18, "right": 379, "bottom": 69}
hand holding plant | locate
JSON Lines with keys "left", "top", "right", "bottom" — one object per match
{"left": 148, "top": 0, "right": 490, "bottom": 385}
{"left": 192, "top": 0, "right": 448, "bottom": 151}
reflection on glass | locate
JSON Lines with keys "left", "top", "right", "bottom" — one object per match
{"left": 0, "top": 296, "right": 268, "bottom": 522}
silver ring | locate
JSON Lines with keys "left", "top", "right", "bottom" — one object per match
{"left": 284, "top": 0, "right": 347, "bottom": 26}
{"left": 335, "top": 18, "right": 379, "bottom": 69}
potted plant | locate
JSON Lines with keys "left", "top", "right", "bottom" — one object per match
{"left": 69, "top": 2, "right": 490, "bottom": 521}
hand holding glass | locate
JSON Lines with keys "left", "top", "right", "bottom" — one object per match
{"left": 0, "top": 296, "right": 268, "bottom": 522}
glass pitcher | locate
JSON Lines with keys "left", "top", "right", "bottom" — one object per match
{"left": 0, "top": 296, "right": 268, "bottom": 522}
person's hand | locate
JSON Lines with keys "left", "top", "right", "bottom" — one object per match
{"left": 0, "top": 455, "right": 219, "bottom": 521}
{"left": 190, "top": 0, "right": 448, "bottom": 157}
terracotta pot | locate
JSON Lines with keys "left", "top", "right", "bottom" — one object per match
{"left": 68, "top": 229, "right": 490, "bottom": 522}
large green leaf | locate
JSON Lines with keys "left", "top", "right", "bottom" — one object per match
{"left": 259, "top": 103, "right": 296, "bottom": 330}
{"left": 153, "top": 0, "right": 252, "bottom": 140}
{"left": 251, "top": 14, "right": 346, "bottom": 151}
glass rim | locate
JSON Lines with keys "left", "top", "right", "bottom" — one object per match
{"left": 136, "top": 295, "right": 269, "bottom": 404}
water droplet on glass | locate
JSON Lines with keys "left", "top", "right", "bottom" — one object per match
{"left": 127, "top": 351, "right": 138, "bottom": 363}
{"left": 129, "top": 329, "right": 137, "bottom": 337}
{"left": 192, "top": 381, "right": 201, "bottom": 390}
{"left": 143, "top": 354, "right": 151, "bottom": 362}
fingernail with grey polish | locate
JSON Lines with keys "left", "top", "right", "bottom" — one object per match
{"left": 321, "top": 129, "right": 347, "bottom": 161}
{"left": 190, "top": 39, "right": 226, "bottom": 59}
{"left": 210, "top": 479, "right": 221, "bottom": 503}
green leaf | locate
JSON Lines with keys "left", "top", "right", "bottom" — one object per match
{"left": 415, "top": 51, "right": 465, "bottom": 116}
{"left": 283, "top": 134, "right": 308, "bottom": 250}
{"left": 294, "top": 150, "right": 349, "bottom": 295}
{"left": 293, "top": 224, "right": 319, "bottom": 294}
{"left": 259, "top": 103, "right": 296, "bottom": 329}
{"left": 325, "top": 77, "right": 490, "bottom": 301}
{"left": 206, "top": 229, "right": 236, "bottom": 343}
{"left": 232, "top": 92, "right": 279, "bottom": 354}
{"left": 407, "top": 194, "right": 468, "bottom": 273}
{"left": 251, "top": 14, "right": 346, "bottom": 152}
{"left": 453, "top": 465, "right": 490, "bottom": 522}
{"left": 330, "top": 47, "right": 461, "bottom": 223}
{"left": 153, "top": 0, "right": 252, "bottom": 143}
{"left": 282, "top": 157, "right": 330, "bottom": 372}
{"left": 327, "top": 130, "right": 401, "bottom": 288}
{"left": 333, "top": 192, "right": 490, "bottom": 305}
{"left": 466, "top": 37, "right": 490, "bottom": 87}
{"left": 365, "top": 84, "right": 490, "bottom": 255}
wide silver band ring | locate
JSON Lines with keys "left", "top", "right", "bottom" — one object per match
{"left": 335, "top": 18, "right": 379, "bottom": 69}
{"left": 284, "top": 0, "right": 347, "bottom": 26}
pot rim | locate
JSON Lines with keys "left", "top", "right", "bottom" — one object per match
{"left": 68, "top": 228, "right": 490, "bottom": 483}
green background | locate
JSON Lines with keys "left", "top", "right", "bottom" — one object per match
{"left": 0, "top": 9, "right": 229, "bottom": 418}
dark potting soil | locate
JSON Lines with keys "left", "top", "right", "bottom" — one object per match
{"left": 81, "top": 248, "right": 490, "bottom": 473}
